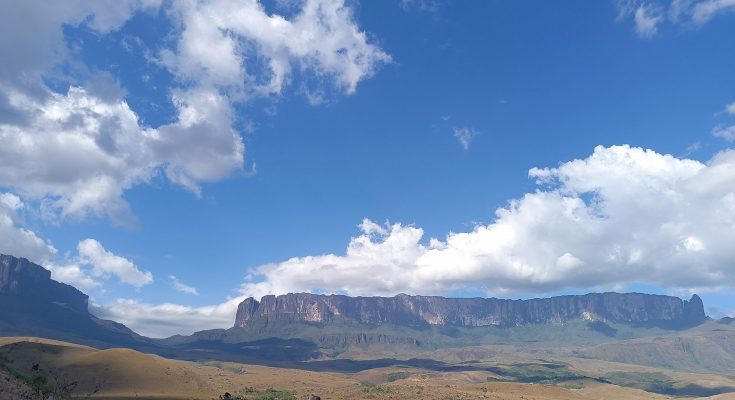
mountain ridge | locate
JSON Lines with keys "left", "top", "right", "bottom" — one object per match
{"left": 235, "top": 292, "right": 707, "bottom": 330}
{"left": 1, "top": 254, "right": 88, "bottom": 314}
{"left": 0, "top": 254, "right": 144, "bottom": 348}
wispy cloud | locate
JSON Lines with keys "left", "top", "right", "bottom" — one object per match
{"left": 616, "top": 0, "right": 735, "bottom": 37}
{"left": 169, "top": 275, "right": 199, "bottom": 296}
{"left": 713, "top": 101, "right": 735, "bottom": 141}
{"left": 400, "top": 0, "right": 439, "bottom": 13}
{"left": 691, "top": 0, "right": 735, "bottom": 24}
{"left": 634, "top": 4, "right": 664, "bottom": 37}
{"left": 713, "top": 125, "right": 735, "bottom": 141}
{"left": 453, "top": 127, "right": 479, "bottom": 151}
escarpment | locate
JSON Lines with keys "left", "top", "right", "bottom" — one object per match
{"left": 235, "top": 292, "right": 707, "bottom": 329}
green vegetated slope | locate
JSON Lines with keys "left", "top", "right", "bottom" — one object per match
{"left": 581, "top": 319, "right": 735, "bottom": 374}
{"left": 164, "top": 317, "right": 688, "bottom": 359}
{"left": 177, "top": 317, "right": 735, "bottom": 376}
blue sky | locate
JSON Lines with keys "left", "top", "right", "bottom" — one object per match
{"left": 1, "top": 0, "right": 735, "bottom": 337}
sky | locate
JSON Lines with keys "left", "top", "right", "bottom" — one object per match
{"left": 1, "top": 0, "right": 735, "bottom": 338}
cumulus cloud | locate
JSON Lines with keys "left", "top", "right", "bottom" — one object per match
{"left": 616, "top": 0, "right": 735, "bottom": 36}
{"left": 0, "top": 0, "right": 388, "bottom": 222}
{"left": 76, "top": 239, "right": 153, "bottom": 287}
{"left": 453, "top": 127, "right": 478, "bottom": 151}
{"left": 169, "top": 275, "right": 199, "bottom": 296}
{"left": 45, "top": 262, "right": 101, "bottom": 291}
{"left": 92, "top": 297, "right": 244, "bottom": 337}
{"left": 44, "top": 239, "right": 152, "bottom": 290}
{"left": 0, "top": 193, "right": 57, "bottom": 264}
{"left": 0, "top": 87, "right": 157, "bottom": 221}
{"left": 0, "top": 193, "right": 150, "bottom": 290}
{"left": 242, "top": 145, "right": 735, "bottom": 299}
{"left": 162, "top": 0, "right": 391, "bottom": 97}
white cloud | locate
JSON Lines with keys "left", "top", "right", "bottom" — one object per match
{"left": 0, "top": 193, "right": 23, "bottom": 211}
{"left": 77, "top": 239, "right": 153, "bottom": 287}
{"left": 162, "top": 0, "right": 391, "bottom": 97}
{"left": 0, "top": 87, "right": 158, "bottom": 222}
{"left": 616, "top": 0, "right": 735, "bottom": 36}
{"left": 0, "top": 0, "right": 388, "bottom": 222}
{"left": 713, "top": 125, "right": 735, "bottom": 141}
{"left": 634, "top": 4, "right": 664, "bottom": 37}
{"left": 713, "top": 101, "right": 735, "bottom": 141}
{"left": 0, "top": 193, "right": 57, "bottom": 264}
{"left": 43, "top": 239, "right": 152, "bottom": 290}
{"left": 45, "top": 262, "right": 101, "bottom": 291}
{"left": 0, "top": 193, "right": 149, "bottom": 290}
{"left": 92, "top": 297, "right": 244, "bottom": 338}
{"left": 242, "top": 145, "right": 735, "bottom": 299}
{"left": 691, "top": 0, "right": 735, "bottom": 23}
{"left": 169, "top": 275, "right": 199, "bottom": 296}
{"left": 0, "top": 1, "right": 241, "bottom": 221}
{"left": 0, "top": 1, "right": 161, "bottom": 88}
{"left": 453, "top": 127, "right": 478, "bottom": 151}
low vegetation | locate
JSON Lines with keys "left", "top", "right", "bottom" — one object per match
{"left": 386, "top": 371, "right": 410, "bottom": 382}
{"left": 359, "top": 383, "right": 394, "bottom": 394}
{"left": 220, "top": 387, "right": 295, "bottom": 400}
{"left": 603, "top": 371, "right": 676, "bottom": 395}
{"left": 490, "top": 362, "right": 585, "bottom": 384}
{"left": 0, "top": 353, "right": 77, "bottom": 400}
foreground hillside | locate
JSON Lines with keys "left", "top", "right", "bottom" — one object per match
{"left": 2, "top": 337, "right": 735, "bottom": 400}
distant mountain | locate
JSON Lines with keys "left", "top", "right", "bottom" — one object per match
{"left": 3, "top": 252, "right": 728, "bottom": 375}
{"left": 157, "top": 291, "right": 710, "bottom": 365}
{"left": 235, "top": 292, "right": 707, "bottom": 329}
{"left": 0, "top": 254, "right": 144, "bottom": 348}
{"left": 1, "top": 254, "right": 88, "bottom": 313}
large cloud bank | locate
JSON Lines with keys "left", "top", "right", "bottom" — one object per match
{"left": 243, "top": 145, "right": 735, "bottom": 298}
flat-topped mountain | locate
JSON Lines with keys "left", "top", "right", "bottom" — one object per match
{"left": 1, "top": 254, "right": 89, "bottom": 313}
{"left": 0, "top": 254, "right": 142, "bottom": 347}
{"left": 235, "top": 292, "right": 707, "bottom": 329}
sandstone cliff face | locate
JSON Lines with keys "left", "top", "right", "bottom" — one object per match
{"left": 235, "top": 292, "right": 707, "bottom": 329}
{"left": 0, "top": 254, "right": 88, "bottom": 313}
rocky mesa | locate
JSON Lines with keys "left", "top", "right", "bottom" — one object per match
{"left": 235, "top": 292, "right": 707, "bottom": 329}
{"left": 0, "top": 254, "right": 142, "bottom": 347}
{"left": 1, "top": 254, "right": 88, "bottom": 313}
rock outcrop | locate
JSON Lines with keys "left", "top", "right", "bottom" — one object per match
{"left": 0, "top": 254, "right": 88, "bottom": 313}
{"left": 0, "top": 254, "right": 142, "bottom": 347}
{"left": 235, "top": 292, "right": 707, "bottom": 329}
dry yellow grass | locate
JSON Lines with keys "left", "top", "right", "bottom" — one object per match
{"left": 1, "top": 337, "right": 734, "bottom": 400}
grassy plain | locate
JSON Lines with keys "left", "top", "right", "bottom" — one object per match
{"left": 2, "top": 336, "right": 735, "bottom": 400}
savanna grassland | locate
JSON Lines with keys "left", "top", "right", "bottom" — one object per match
{"left": 2, "top": 335, "right": 735, "bottom": 400}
